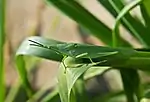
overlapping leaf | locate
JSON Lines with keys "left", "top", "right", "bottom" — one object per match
{"left": 46, "top": 0, "right": 131, "bottom": 47}
{"left": 98, "top": 0, "right": 149, "bottom": 46}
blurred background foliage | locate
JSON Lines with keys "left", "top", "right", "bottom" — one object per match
{"left": 2, "top": 0, "right": 150, "bottom": 102}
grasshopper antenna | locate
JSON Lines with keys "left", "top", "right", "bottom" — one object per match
{"left": 28, "top": 40, "right": 45, "bottom": 47}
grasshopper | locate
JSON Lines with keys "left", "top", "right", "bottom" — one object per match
{"left": 28, "top": 40, "right": 118, "bottom": 71}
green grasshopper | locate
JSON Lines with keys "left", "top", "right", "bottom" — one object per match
{"left": 28, "top": 40, "right": 118, "bottom": 70}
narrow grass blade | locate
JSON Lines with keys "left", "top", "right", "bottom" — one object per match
{"left": 27, "top": 82, "right": 58, "bottom": 102}
{"left": 41, "top": 87, "right": 60, "bottom": 102}
{"left": 112, "top": 0, "right": 146, "bottom": 47}
{"left": 120, "top": 69, "right": 142, "bottom": 102}
{"left": 15, "top": 56, "right": 34, "bottom": 97}
{"left": 98, "top": 0, "right": 148, "bottom": 46}
{"left": 5, "top": 80, "right": 21, "bottom": 102}
{"left": 0, "top": 0, "right": 6, "bottom": 101}
{"left": 98, "top": 0, "right": 122, "bottom": 17}
{"left": 46, "top": 0, "right": 131, "bottom": 47}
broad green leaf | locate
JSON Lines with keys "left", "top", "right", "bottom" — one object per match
{"left": 16, "top": 36, "right": 64, "bottom": 62}
{"left": 57, "top": 58, "right": 107, "bottom": 102}
{"left": 0, "top": 0, "right": 6, "bottom": 101}
{"left": 46, "top": 0, "right": 131, "bottom": 47}
{"left": 64, "top": 47, "right": 150, "bottom": 70}
{"left": 57, "top": 63, "right": 75, "bottom": 102}
{"left": 15, "top": 36, "right": 64, "bottom": 97}
{"left": 112, "top": 0, "right": 147, "bottom": 47}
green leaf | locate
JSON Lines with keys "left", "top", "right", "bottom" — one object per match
{"left": 41, "top": 87, "right": 60, "bottom": 102}
{"left": 16, "top": 36, "right": 64, "bottom": 61}
{"left": 112, "top": 0, "right": 147, "bottom": 47}
{"left": 16, "top": 36, "right": 150, "bottom": 99}
{"left": 15, "top": 36, "right": 64, "bottom": 97}
{"left": 27, "top": 86, "right": 60, "bottom": 102}
{"left": 0, "top": 0, "right": 6, "bottom": 101}
{"left": 58, "top": 59, "right": 100, "bottom": 102}
{"left": 119, "top": 69, "right": 142, "bottom": 102}
{"left": 5, "top": 80, "right": 21, "bottom": 102}
{"left": 98, "top": 0, "right": 123, "bottom": 17}
{"left": 98, "top": 0, "right": 147, "bottom": 47}
{"left": 140, "top": 0, "right": 150, "bottom": 46}
{"left": 15, "top": 56, "right": 34, "bottom": 97}
{"left": 84, "top": 67, "right": 110, "bottom": 79}
{"left": 46, "top": 0, "right": 131, "bottom": 47}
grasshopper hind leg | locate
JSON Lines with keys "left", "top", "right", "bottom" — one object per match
{"left": 88, "top": 56, "right": 107, "bottom": 66}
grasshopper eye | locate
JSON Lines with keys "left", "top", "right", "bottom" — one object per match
{"left": 73, "top": 44, "right": 78, "bottom": 48}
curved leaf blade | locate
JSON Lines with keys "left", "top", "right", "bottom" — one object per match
{"left": 112, "top": 0, "right": 146, "bottom": 47}
{"left": 84, "top": 67, "right": 110, "bottom": 79}
{"left": 98, "top": 0, "right": 147, "bottom": 46}
{"left": 58, "top": 62, "right": 89, "bottom": 102}
{"left": 58, "top": 58, "right": 109, "bottom": 102}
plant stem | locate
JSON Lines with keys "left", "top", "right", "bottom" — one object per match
{"left": 0, "top": 0, "right": 6, "bottom": 101}
{"left": 119, "top": 69, "right": 135, "bottom": 102}
{"left": 120, "top": 69, "right": 142, "bottom": 102}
